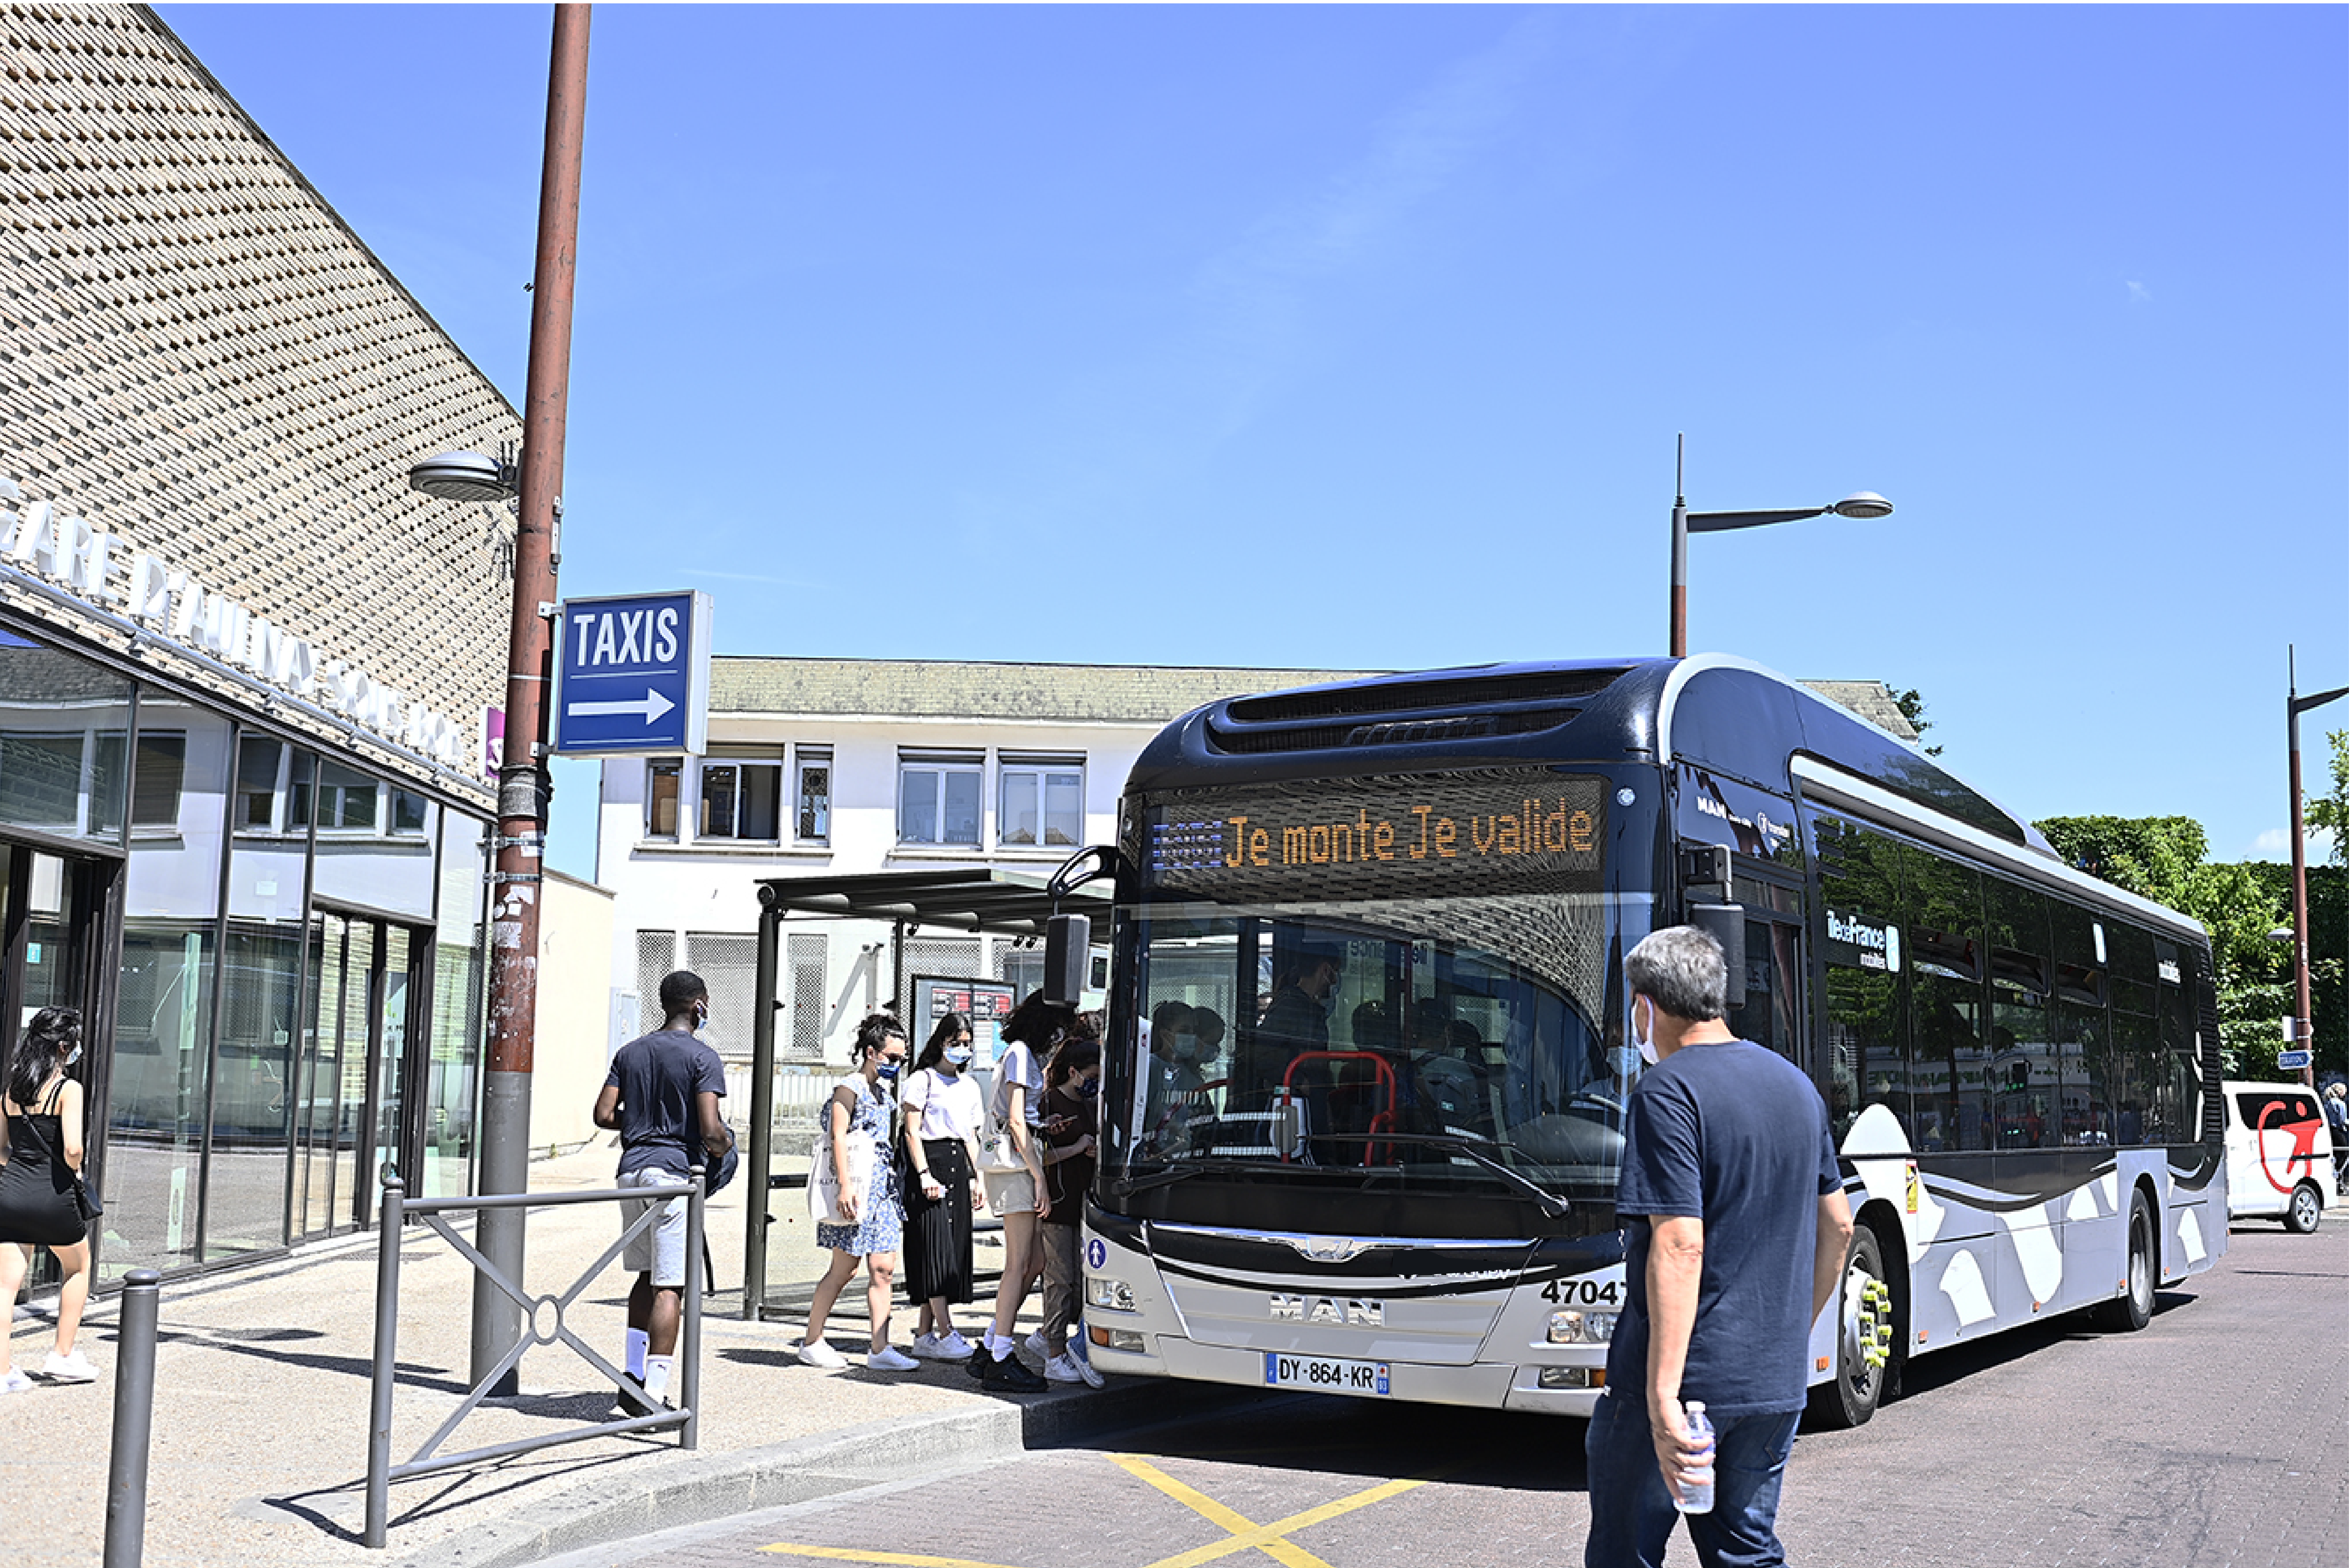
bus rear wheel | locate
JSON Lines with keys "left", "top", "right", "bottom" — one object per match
{"left": 1807, "top": 1225, "right": 1893, "bottom": 1430}
{"left": 2285, "top": 1181, "right": 2323, "bottom": 1234}
{"left": 2091, "top": 1189, "right": 2156, "bottom": 1331}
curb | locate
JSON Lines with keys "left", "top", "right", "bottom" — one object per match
{"left": 405, "top": 1374, "right": 1259, "bottom": 1567}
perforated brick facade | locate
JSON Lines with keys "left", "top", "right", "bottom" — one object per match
{"left": 0, "top": 3, "right": 518, "bottom": 804}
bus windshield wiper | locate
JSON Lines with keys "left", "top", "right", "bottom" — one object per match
{"left": 1305, "top": 1131, "right": 1571, "bottom": 1219}
{"left": 1111, "top": 1157, "right": 1289, "bottom": 1197}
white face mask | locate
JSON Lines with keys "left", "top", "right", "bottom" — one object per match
{"left": 1631, "top": 1000, "right": 1658, "bottom": 1067}
{"left": 65, "top": 1045, "right": 83, "bottom": 1068}
{"left": 1608, "top": 1044, "right": 1641, "bottom": 1080}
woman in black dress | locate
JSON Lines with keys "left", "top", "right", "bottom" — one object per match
{"left": 1, "top": 1007, "right": 98, "bottom": 1392}
{"left": 900, "top": 1012, "right": 987, "bottom": 1361}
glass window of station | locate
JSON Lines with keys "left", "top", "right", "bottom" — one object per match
{"left": 0, "top": 624, "right": 492, "bottom": 1285}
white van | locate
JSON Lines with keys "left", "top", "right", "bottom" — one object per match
{"left": 2222, "top": 1080, "right": 2333, "bottom": 1233}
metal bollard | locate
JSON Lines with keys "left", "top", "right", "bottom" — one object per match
{"left": 364, "top": 1175, "right": 405, "bottom": 1549}
{"left": 102, "top": 1268, "right": 161, "bottom": 1568}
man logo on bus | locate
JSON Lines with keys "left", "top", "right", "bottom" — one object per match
{"left": 2246, "top": 1093, "right": 2323, "bottom": 1196}
{"left": 1269, "top": 1294, "right": 1384, "bottom": 1327}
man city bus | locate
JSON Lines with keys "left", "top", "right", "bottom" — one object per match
{"left": 1057, "top": 656, "right": 2224, "bottom": 1425}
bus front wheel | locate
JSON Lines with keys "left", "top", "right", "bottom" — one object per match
{"left": 2091, "top": 1189, "right": 2156, "bottom": 1332}
{"left": 2285, "top": 1181, "right": 2323, "bottom": 1234}
{"left": 1807, "top": 1225, "right": 1893, "bottom": 1430}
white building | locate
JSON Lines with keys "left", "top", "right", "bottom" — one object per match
{"left": 597, "top": 657, "right": 1920, "bottom": 1074}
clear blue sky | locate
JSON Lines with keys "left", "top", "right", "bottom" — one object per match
{"left": 158, "top": 3, "right": 2347, "bottom": 884}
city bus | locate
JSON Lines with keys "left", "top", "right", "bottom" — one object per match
{"left": 1072, "top": 655, "right": 2225, "bottom": 1426}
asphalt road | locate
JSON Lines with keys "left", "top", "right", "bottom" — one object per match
{"left": 538, "top": 1216, "right": 2347, "bottom": 1568}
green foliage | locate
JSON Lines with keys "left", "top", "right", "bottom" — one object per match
{"left": 2036, "top": 814, "right": 2293, "bottom": 1075}
{"left": 2303, "top": 728, "right": 2349, "bottom": 868}
{"left": 1890, "top": 686, "right": 1944, "bottom": 757}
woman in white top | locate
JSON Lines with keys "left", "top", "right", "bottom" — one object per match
{"left": 900, "top": 1012, "right": 988, "bottom": 1360}
{"left": 969, "top": 993, "right": 1058, "bottom": 1392}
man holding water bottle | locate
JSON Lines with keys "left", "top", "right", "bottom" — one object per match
{"left": 1585, "top": 927, "right": 1855, "bottom": 1568}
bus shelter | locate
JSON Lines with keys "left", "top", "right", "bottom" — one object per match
{"left": 740, "top": 868, "right": 1113, "bottom": 1316}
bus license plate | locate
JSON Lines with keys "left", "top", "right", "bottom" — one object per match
{"left": 1263, "top": 1352, "right": 1390, "bottom": 1397}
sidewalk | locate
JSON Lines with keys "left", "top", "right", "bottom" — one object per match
{"left": 1, "top": 1142, "right": 1184, "bottom": 1567}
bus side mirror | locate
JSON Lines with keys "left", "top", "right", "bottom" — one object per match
{"left": 1689, "top": 903, "right": 1747, "bottom": 1010}
{"left": 1044, "top": 913, "right": 1091, "bottom": 1008}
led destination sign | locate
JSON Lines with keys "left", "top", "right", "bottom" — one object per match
{"left": 1143, "top": 773, "right": 1608, "bottom": 901}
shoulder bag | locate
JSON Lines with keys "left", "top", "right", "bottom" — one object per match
{"left": 805, "top": 1084, "right": 877, "bottom": 1226}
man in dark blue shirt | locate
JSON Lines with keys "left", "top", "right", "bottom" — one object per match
{"left": 593, "top": 969, "right": 733, "bottom": 1414}
{"left": 1587, "top": 927, "right": 1854, "bottom": 1568}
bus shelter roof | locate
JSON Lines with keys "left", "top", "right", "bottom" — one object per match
{"left": 752, "top": 867, "right": 1111, "bottom": 937}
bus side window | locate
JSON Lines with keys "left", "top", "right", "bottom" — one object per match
{"left": 2106, "top": 922, "right": 2159, "bottom": 1145}
{"left": 1812, "top": 813, "right": 1905, "bottom": 1143}
{"left": 1984, "top": 877, "right": 2054, "bottom": 1149}
{"left": 1904, "top": 845, "right": 1986, "bottom": 1152}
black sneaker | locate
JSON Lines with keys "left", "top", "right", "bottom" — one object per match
{"left": 963, "top": 1346, "right": 994, "bottom": 1381}
{"left": 980, "top": 1349, "right": 1048, "bottom": 1393}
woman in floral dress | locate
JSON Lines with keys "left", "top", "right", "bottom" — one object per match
{"left": 799, "top": 1014, "right": 915, "bottom": 1371}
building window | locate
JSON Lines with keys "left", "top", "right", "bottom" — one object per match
{"left": 998, "top": 756, "right": 1082, "bottom": 848}
{"left": 235, "top": 735, "right": 281, "bottom": 830}
{"left": 646, "top": 759, "right": 681, "bottom": 839}
{"left": 699, "top": 754, "right": 782, "bottom": 841}
{"left": 391, "top": 789, "right": 430, "bottom": 837}
{"left": 898, "top": 753, "right": 982, "bottom": 846}
{"left": 130, "top": 730, "right": 187, "bottom": 830}
{"left": 795, "top": 748, "right": 831, "bottom": 844}
{"left": 315, "top": 762, "right": 380, "bottom": 834}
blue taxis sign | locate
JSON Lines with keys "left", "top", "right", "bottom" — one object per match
{"left": 553, "top": 590, "right": 711, "bottom": 756}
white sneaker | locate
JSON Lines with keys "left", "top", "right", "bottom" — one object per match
{"left": 1042, "top": 1352, "right": 1086, "bottom": 1384}
{"left": 910, "top": 1332, "right": 947, "bottom": 1359}
{"left": 797, "top": 1340, "right": 847, "bottom": 1369}
{"left": 41, "top": 1351, "right": 96, "bottom": 1384}
{"left": 936, "top": 1329, "right": 978, "bottom": 1361}
{"left": 1024, "top": 1330, "right": 1048, "bottom": 1361}
{"left": 0, "top": 1367, "right": 32, "bottom": 1395}
{"left": 866, "top": 1346, "right": 919, "bottom": 1372}
{"left": 1072, "top": 1355, "right": 1104, "bottom": 1389}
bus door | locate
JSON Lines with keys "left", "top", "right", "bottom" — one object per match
{"left": 1728, "top": 871, "right": 1805, "bottom": 1068}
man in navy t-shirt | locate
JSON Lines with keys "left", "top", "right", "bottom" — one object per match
{"left": 1586, "top": 927, "right": 1854, "bottom": 1568}
{"left": 593, "top": 969, "right": 732, "bottom": 1414}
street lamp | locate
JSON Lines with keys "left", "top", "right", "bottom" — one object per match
{"left": 402, "top": 5, "right": 592, "bottom": 1392}
{"left": 1668, "top": 433, "right": 1893, "bottom": 657}
{"left": 2285, "top": 644, "right": 2349, "bottom": 1089}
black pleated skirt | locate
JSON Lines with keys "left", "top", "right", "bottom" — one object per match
{"left": 900, "top": 1137, "right": 976, "bottom": 1305}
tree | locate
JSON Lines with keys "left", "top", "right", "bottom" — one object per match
{"left": 1889, "top": 686, "right": 1943, "bottom": 757}
{"left": 2301, "top": 727, "right": 2349, "bottom": 867}
{"left": 2035, "top": 815, "right": 2295, "bottom": 1076}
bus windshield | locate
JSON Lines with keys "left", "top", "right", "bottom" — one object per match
{"left": 1113, "top": 769, "right": 1647, "bottom": 1209}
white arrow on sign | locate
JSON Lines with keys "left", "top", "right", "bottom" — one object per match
{"left": 567, "top": 688, "right": 677, "bottom": 726}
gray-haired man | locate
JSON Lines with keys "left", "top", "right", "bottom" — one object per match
{"left": 1585, "top": 926, "right": 1854, "bottom": 1568}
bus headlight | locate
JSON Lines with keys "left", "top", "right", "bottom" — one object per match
{"left": 1086, "top": 1277, "right": 1136, "bottom": 1312}
{"left": 1548, "top": 1310, "right": 1617, "bottom": 1344}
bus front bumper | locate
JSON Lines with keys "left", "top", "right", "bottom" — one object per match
{"left": 1082, "top": 1328, "right": 1606, "bottom": 1418}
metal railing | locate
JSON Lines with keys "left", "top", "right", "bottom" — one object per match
{"left": 363, "top": 1169, "right": 704, "bottom": 1549}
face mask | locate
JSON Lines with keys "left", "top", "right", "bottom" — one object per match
{"left": 945, "top": 1047, "right": 974, "bottom": 1068}
{"left": 1631, "top": 1000, "right": 1658, "bottom": 1067}
{"left": 1173, "top": 1032, "right": 1199, "bottom": 1061}
{"left": 876, "top": 1061, "right": 902, "bottom": 1082}
{"left": 1077, "top": 1079, "right": 1101, "bottom": 1098}
{"left": 691, "top": 1003, "right": 709, "bottom": 1033}
{"left": 65, "top": 1045, "right": 83, "bottom": 1068}
{"left": 1608, "top": 1044, "right": 1641, "bottom": 1080}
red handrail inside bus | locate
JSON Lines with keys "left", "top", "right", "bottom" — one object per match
{"left": 1280, "top": 1051, "right": 1398, "bottom": 1167}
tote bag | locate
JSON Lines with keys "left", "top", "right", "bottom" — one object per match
{"left": 806, "top": 1131, "right": 876, "bottom": 1226}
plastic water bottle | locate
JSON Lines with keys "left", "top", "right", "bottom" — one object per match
{"left": 1674, "top": 1402, "right": 1716, "bottom": 1515}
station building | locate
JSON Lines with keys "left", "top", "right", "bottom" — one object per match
{"left": 0, "top": 5, "right": 520, "bottom": 1282}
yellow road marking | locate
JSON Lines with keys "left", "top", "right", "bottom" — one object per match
{"left": 759, "top": 1546, "right": 1029, "bottom": 1568}
{"left": 1112, "top": 1453, "right": 1429, "bottom": 1568}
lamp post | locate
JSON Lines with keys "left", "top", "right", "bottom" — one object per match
{"left": 2286, "top": 644, "right": 2349, "bottom": 1090}
{"left": 1668, "top": 434, "right": 1893, "bottom": 658}
{"left": 408, "top": 3, "right": 591, "bottom": 1389}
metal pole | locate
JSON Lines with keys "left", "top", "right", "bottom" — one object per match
{"left": 743, "top": 890, "right": 781, "bottom": 1319}
{"left": 1669, "top": 433, "right": 1688, "bottom": 659}
{"left": 101, "top": 1269, "right": 161, "bottom": 1568}
{"left": 682, "top": 1168, "right": 705, "bottom": 1450}
{"left": 364, "top": 1176, "right": 404, "bottom": 1549}
{"left": 2289, "top": 648, "right": 2316, "bottom": 1090}
{"left": 474, "top": 1, "right": 592, "bottom": 1390}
